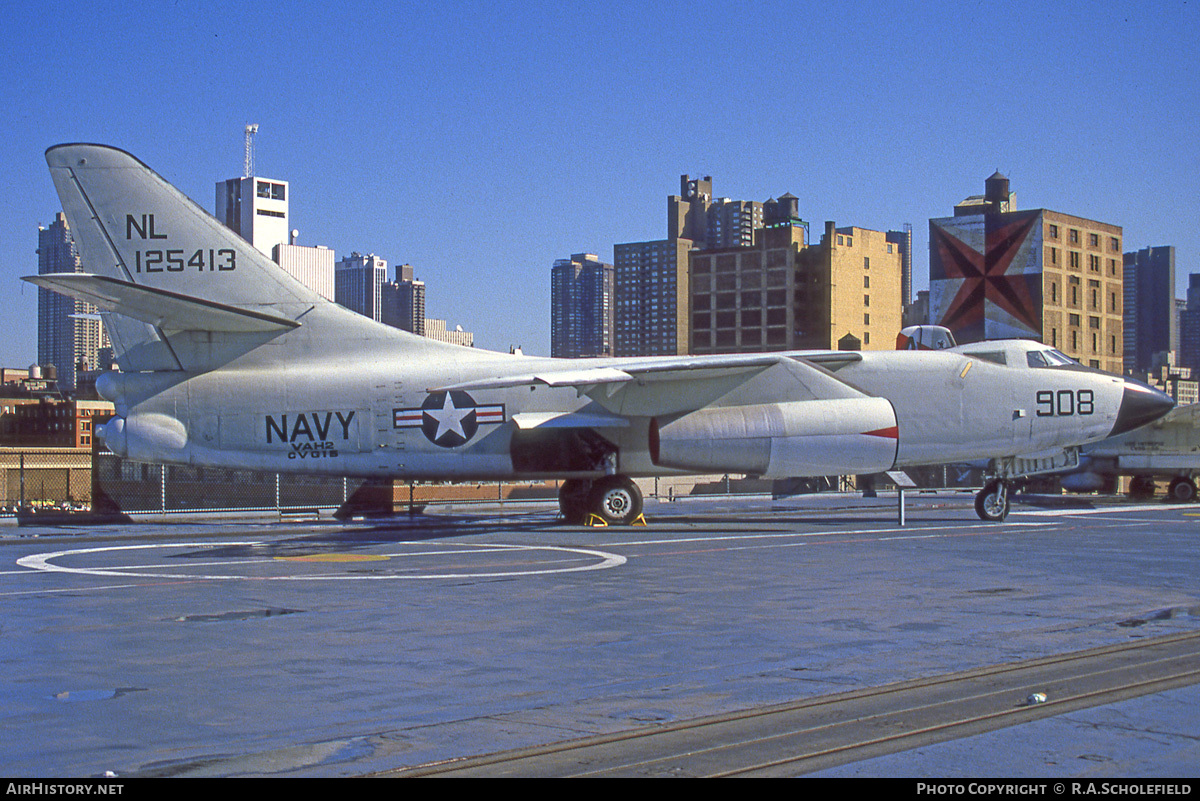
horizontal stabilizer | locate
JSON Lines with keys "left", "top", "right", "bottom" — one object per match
{"left": 24, "top": 273, "right": 301, "bottom": 333}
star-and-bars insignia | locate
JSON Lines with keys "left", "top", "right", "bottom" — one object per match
{"left": 393, "top": 391, "right": 505, "bottom": 448}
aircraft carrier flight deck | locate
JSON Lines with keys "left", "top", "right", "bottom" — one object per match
{"left": 3, "top": 491, "right": 1199, "bottom": 778}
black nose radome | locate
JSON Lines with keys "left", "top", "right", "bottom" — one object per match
{"left": 1111, "top": 378, "right": 1176, "bottom": 436}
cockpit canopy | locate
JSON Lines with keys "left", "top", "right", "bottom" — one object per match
{"left": 956, "top": 340, "right": 1085, "bottom": 370}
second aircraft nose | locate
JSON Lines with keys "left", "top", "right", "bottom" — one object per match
{"left": 1110, "top": 378, "right": 1176, "bottom": 436}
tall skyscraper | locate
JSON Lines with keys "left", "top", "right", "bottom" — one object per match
{"left": 381, "top": 264, "right": 426, "bottom": 335}
{"left": 1123, "top": 245, "right": 1176, "bottom": 373}
{"left": 1179, "top": 274, "right": 1200, "bottom": 375}
{"left": 929, "top": 173, "right": 1124, "bottom": 373}
{"left": 614, "top": 238, "right": 692, "bottom": 356}
{"left": 216, "top": 176, "right": 290, "bottom": 256}
{"left": 886, "top": 224, "right": 913, "bottom": 308}
{"left": 551, "top": 253, "right": 615, "bottom": 358}
{"left": 335, "top": 253, "right": 388, "bottom": 321}
{"left": 37, "top": 212, "right": 108, "bottom": 390}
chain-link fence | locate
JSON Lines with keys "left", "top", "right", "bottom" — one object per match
{"left": 0, "top": 444, "right": 993, "bottom": 521}
{"left": 91, "top": 451, "right": 358, "bottom": 515}
{"left": 0, "top": 448, "right": 94, "bottom": 513}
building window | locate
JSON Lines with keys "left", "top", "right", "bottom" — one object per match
{"left": 864, "top": 313, "right": 870, "bottom": 325}
{"left": 1049, "top": 224, "right": 1059, "bottom": 239}
{"left": 864, "top": 276, "right": 870, "bottom": 288}
{"left": 864, "top": 257, "right": 870, "bottom": 269}
{"left": 864, "top": 295, "right": 870, "bottom": 306}
{"left": 1070, "top": 229, "right": 1080, "bottom": 244}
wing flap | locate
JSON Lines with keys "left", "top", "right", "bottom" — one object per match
{"left": 511, "top": 410, "right": 632, "bottom": 429}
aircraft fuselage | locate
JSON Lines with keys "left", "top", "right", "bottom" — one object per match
{"left": 96, "top": 338, "right": 1139, "bottom": 482}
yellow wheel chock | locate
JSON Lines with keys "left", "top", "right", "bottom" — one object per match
{"left": 584, "top": 513, "right": 647, "bottom": 527}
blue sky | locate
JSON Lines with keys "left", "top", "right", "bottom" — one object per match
{"left": 2, "top": 0, "right": 1197, "bottom": 365}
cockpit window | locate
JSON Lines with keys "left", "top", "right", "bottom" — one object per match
{"left": 965, "top": 351, "right": 1006, "bottom": 365}
{"left": 1044, "top": 349, "right": 1078, "bottom": 366}
{"left": 1028, "top": 348, "right": 1080, "bottom": 368}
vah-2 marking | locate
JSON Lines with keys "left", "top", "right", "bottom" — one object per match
{"left": 265, "top": 411, "right": 357, "bottom": 459}
{"left": 394, "top": 391, "right": 505, "bottom": 448}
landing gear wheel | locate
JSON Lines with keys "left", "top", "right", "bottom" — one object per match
{"left": 1168, "top": 477, "right": 1197, "bottom": 503}
{"left": 588, "top": 475, "right": 643, "bottom": 526}
{"left": 558, "top": 479, "right": 591, "bottom": 524}
{"left": 1129, "top": 476, "right": 1156, "bottom": 500}
{"left": 975, "top": 479, "right": 1010, "bottom": 522}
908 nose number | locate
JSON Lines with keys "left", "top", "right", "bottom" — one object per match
{"left": 1036, "top": 389, "right": 1093, "bottom": 417}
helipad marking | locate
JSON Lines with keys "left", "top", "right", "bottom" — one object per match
{"left": 15, "top": 541, "right": 625, "bottom": 581}
{"left": 276, "top": 554, "right": 391, "bottom": 563}
{"left": 1012, "top": 503, "right": 1181, "bottom": 517}
{"left": 603, "top": 521, "right": 1052, "bottom": 548}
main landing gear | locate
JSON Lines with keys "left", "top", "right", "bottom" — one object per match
{"left": 1168, "top": 477, "right": 1197, "bottom": 503}
{"left": 974, "top": 479, "right": 1011, "bottom": 522}
{"left": 558, "top": 476, "right": 644, "bottom": 526}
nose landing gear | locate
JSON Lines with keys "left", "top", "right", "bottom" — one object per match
{"left": 975, "top": 479, "right": 1010, "bottom": 522}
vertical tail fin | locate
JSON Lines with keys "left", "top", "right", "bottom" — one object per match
{"left": 36, "top": 143, "right": 478, "bottom": 374}
{"left": 40, "top": 144, "right": 328, "bottom": 371}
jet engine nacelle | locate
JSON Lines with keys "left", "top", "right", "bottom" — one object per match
{"left": 96, "top": 413, "right": 188, "bottom": 462}
{"left": 1059, "top": 471, "right": 1108, "bottom": 493}
{"left": 650, "top": 397, "right": 898, "bottom": 478}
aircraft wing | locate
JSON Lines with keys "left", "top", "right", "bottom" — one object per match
{"left": 23, "top": 273, "right": 301, "bottom": 333}
{"left": 435, "top": 352, "right": 871, "bottom": 417}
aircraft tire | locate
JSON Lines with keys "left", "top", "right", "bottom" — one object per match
{"left": 974, "top": 480, "right": 1010, "bottom": 522}
{"left": 588, "top": 475, "right": 643, "bottom": 526}
{"left": 558, "top": 479, "right": 591, "bottom": 524}
{"left": 1168, "top": 477, "right": 1197, "bottom": 503}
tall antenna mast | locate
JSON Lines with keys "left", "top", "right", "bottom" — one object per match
{"left": 243, "top": 124, "right": 259, "bottom": 178}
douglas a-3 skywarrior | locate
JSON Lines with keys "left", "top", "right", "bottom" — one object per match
{"left": 28, "top": 145, "right": 1174, "bottom": 523}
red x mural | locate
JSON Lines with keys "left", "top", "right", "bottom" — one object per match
{"left": 931, "top": 210, "right": 1043, "bottom": 344}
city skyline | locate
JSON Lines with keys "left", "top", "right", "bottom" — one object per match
{"left": 2, "top": 1, "right": 1196, "bottom": 368}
